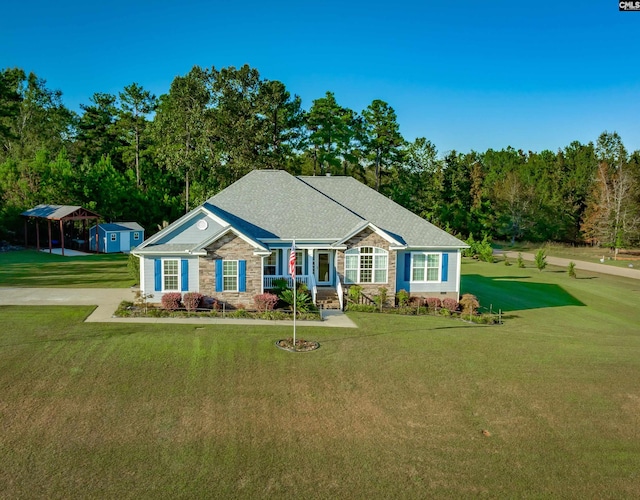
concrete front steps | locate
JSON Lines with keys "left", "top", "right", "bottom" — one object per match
{"left": 315, "top": 287, "right": 341, "bottom": 310}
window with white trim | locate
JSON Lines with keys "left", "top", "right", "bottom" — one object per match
{"left": 110, "top": 233, "right": 117, "bottom": 242}
{"left": 223, "top": 260, "right": 238, "bottom": 291}
{"left": 133, "top": 232, "right": 140, "bottom": 240}
{"left": 264, "top": 252, "right": 277, "bottom": 276}
{"left": 163, "top": 259, "right": 179, "bottom": 290}
{"left": 412, "top": 253, "right": 440, "bottom": 282}
{"left": 295, "top": 250, "right": 303, "bottom": 276}
{"left": 345, "top": 247, "right": 388, "bottom": 284}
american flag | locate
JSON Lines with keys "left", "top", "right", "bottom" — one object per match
{"left": 289, "top": 244, "right": 296, "bottom": 279}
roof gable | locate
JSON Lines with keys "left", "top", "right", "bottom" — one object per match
{"left": 137, "top": 207, "right": 227, "bottom": 250}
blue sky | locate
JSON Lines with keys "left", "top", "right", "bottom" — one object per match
{"left": 2, "top": 0, "right": 639, "bottom": 154}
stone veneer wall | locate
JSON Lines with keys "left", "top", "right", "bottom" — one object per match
{"left": 199, "top": 233, "right": 262, "bottom": 308}
{"left": 337, "top": 227, "right": 396, "bottom": 307}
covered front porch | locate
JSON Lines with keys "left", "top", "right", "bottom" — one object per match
{"left": 262, "top": 247, "right": 343, "bottom": 309}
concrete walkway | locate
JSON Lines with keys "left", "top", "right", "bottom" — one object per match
{"left": 496, "top": 251, "right": 640, "bottom": 280}
{"left": 0, "top": 287, "right": 358, "bottom": 328}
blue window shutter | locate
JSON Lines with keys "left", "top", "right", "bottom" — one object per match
{"left": 215, "top": 260, "right": 223, "bottom": 292}
{"left": 181, "top": 259, "right": 189, "bottom": 291}
{"left": 154, "top": 259, "right": 162, "bottom": 291}
{"left": 442, "top": 253, "right": 449, "bottom": 282}
{"left": 239, "top": 260, "right": 246, "bottom": 292}
{"left": 404, "top": 253, "right": 412, "bottom": 282}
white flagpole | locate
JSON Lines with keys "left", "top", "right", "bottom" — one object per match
{"left": 292, "top": 239, "right": 297, "bottom": 347}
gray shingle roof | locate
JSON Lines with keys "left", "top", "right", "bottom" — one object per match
{"left": 99, "top": 222, "right": 144, "bottom": 232}
{"left": 204, "top": 170, "right": 365, "bottom": 241}
{"left": 137, "top": 170, "right": 466, "bottom": 253}
{"left": 21, "top": 205, "right": 94, "bottom": 219}
{"left": 298, "top": 176, "right": 466, "bottom": 247}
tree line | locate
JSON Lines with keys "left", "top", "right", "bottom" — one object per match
{"left": 1, "top": 64, "right": 639, "bottom": 251}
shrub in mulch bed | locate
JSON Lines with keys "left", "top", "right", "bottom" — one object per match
{"left": 344, "top": 302, "right": 501, "bottom": 324}
{"left": 425, "top": 297, "right": 442, "bottom": 310}
{"left": 161, "top": 292, "right": 182, "bottom": 311}
{"left": 183, "top": 292, "right": 203, "bottom": 312}
{"left": 441, "top": 298, "right": 460, "bottom": 312}
{"left": 254, "top": 293, "right": 279, "bottom": 312}
{"left": 275, "top": 338, "right": 320, "bottom": 352}
{"left": 114, "top": 302, "right": 321, "bottom": 321}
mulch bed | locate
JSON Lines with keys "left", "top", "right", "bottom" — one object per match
{"left": 275, "top": 338, "right": 320, "bottom": 352}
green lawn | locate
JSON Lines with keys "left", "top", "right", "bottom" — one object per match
{"left": 0, "top": 250, "right": 134, "bottom": 287}
{"left": 1, "top": 260, "right": 639, "bottom": 497}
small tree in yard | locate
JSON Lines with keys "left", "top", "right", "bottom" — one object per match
{"left": 347, "top": 285, "right": 363, "bottom": 304}
{"left": 517, "top": 252, "right": 525, "bottom": 268}
{"left": 396, "top": 289, "right": 410, "bottom": 307}
{"left": 568, "top": 261, "right": 577, "bottom": 279}
{"left": 459, "top": 293, "right": 480, "bottom": 316}
{"left": 127, "top": 253, "right": 140, "bottom": 283}
{"left": 373, "top": 287, "right": 388, "bottom": 311}
{"left": 535, "top": 249, "right": 547, "bottom": 271}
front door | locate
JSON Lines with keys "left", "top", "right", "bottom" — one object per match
{"left": 315, "top": 251, "right": 333, "bottom": 285}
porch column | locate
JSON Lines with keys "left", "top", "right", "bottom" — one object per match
{"left": 60, "top": 219, "right": 65, "bottom": 256}
{"left": 48, "top": 220, "right": 52, "bottom": 253}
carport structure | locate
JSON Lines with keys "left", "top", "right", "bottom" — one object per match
{"left": 21, "top": 205, "right": 101, "bottom": 256}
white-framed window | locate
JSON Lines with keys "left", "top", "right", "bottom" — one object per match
{"left": 411, "top": 253, "right": 441, "bottom": 282}
{"left": 133, "top": 232, "right": 140, "bottom": 240}
{"left": 264, "top": 251, "right": 278, "bottom": 276}
{"left": 295, "top": 250, "right": 303, "bottom": 277}
{"left": 344, "top": 247, "right": 388, "bottom": 284}
{"left": 223, "top": 260, "right": 238, "bottom": 291}
{"left": 163, "top": 259, "right": 179, "bottom": 290}
{"left": 110, "top": 233, "right": 117, "bottom": 242}
{"left": 287, "top": 250, "right": 304, "bottom": 276}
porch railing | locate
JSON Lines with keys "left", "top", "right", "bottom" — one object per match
{"left": 264, "top": 275, "right": 312, "bottom": 291}
{"left": 263, "top": 274, "right": 320, "bottom": 309}
{"left": 309, "top": 274, "right": 318, "bottom": 306}
{"left": 336, "top": 277, "right": 344, "bottom": 311}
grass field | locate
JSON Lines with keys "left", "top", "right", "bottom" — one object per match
{"left": 0, "top": 250, "right": 133, "bottom": 287}
{"left": 1, "top": 258, "right": 639, "bottom": 498}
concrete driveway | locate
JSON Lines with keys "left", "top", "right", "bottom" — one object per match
{"left": 0, "top": 287, "right": 358, "bottom": 328}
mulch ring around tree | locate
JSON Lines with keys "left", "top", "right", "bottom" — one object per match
{"left": 275, "top": 338, "right": 320, "bottom": 352}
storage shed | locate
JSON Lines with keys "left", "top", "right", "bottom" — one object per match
{"left": 89, "top": 222, "right": 144, "bottom": 253}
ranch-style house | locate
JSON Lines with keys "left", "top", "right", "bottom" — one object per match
{"left": 133, "top": 170, "right": 468, "bottom": 309}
